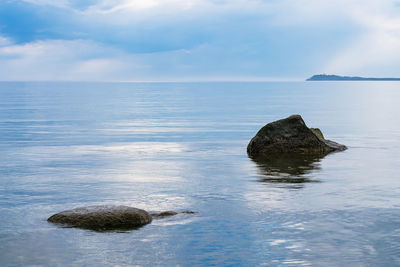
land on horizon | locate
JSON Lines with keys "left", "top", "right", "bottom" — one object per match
{"left": 307, "top": 74, "right": 400, "bottom": 81}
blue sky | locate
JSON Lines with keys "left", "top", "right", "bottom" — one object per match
{"left": 1, "top": 0, "right": 400, "bottom": 81}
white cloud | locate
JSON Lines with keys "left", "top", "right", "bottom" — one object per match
{"left": 0, "top": 36, "right": 13, "bottom": 47}
{"left": 0, "top": 38, "right": 287, "bottom": 81}
{"left": 321, "top": 0, "right": 400, "bottom": 75}
{"left": 85, "top": 0, "right": 160, "bottom": 13}
{"left": 18, "top": 0, "right": 400, "bottom": 26}
{"left": 0, "top": 39, "right": 134, "bottom": 81}
{"left": 325, "top": 31, "right": 400, "bottom": 76}
{"left": 4, "top": 0, "right": 400, "bottom": 79}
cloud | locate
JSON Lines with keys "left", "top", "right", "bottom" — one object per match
{"left": 1, "top": 0, "right": 400, "bottom": 80}
{"left": 325, "top": 30, "right": 400, "bottom": 76}
{"left": 321, "top": 0, "right": 400, "bottom": 75}
{"left": 0, "top": 39, "right": 132, "bottom": 81}
{"left": 0, "top": 36, "right": 12, "bottom": 46}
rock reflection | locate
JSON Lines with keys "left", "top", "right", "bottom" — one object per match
{"left": 250, "top": 153, "right": 325, "bottom": 187}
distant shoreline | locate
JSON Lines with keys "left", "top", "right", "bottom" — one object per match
{"left": 307, "top": 74, "right": 400, "bottom": 81}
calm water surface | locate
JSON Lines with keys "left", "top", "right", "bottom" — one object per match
{"left": 0, "top": 82, "right": 399, "bottom": 266}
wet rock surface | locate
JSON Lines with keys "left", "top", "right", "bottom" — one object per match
{"left": 48, "top": 206, "right": 197, "bottom": 231}
{"left": 47, "top": 205, "right": 152, "bottom": 231}
{"left": 247, "top": 114, "right": 347, "bottom": 157}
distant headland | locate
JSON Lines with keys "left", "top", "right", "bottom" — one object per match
{"left": 307, "top": 74, "right": 400, "bottom": 81}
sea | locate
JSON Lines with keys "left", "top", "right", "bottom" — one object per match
{"left": 0, "top": 81, "right": 399, "bottom": 266}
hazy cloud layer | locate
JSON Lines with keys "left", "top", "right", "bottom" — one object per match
{"left": 0, "top": 0, "right": 399, "bottom": 80}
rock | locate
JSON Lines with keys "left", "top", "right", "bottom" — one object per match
{"left": 310, "top": 128, "right": 324, "bottom": 139}
{"left": 247, "top": 115, "right": 347, "bottom": 157}
{"left": 151, "top": 211, "right": 178, "bottom": 217}
{"left": 150, "top": 210, "right": 197, "bottom": 218}
{"left": 47, "top": 205, "right": 152, "bottom": 231}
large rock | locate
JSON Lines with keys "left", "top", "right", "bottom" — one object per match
{"left": 47, "top": 205, "right": 152, "bottom": 231}
{"left": 247, "top": 115, "right": 346, "bottom": 157}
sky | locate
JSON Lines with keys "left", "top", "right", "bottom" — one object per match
{"left": 1, "top": 0, "right": 400, "bottom": 81}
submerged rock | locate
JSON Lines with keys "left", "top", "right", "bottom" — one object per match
{"left": 48, "top": 206, "right": 198, "bottom": 231}
{"left": 150, "top": 210, "right": 197, "bottom": 218}
{"left": 47, "top": 205, "right": 152, "bottom": 231}
{"left": 247, "top": 115, "right": 346, "bottom": 157}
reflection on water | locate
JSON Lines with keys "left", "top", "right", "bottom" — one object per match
{"left": 250, "top": 153, "right": 324, "bottom": 186}
{"left": 1, "top": 82, "right": 400, "bottom": 266}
